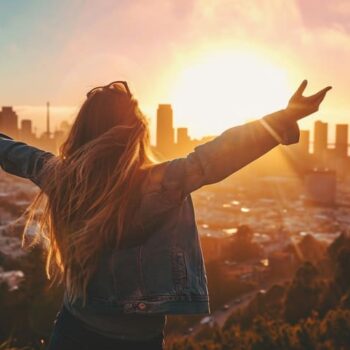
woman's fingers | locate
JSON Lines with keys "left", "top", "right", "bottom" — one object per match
{"left": 309, "top": 86, "right": 332, "bottom": 102}
{"left": 293, "top": 80, "right": 308, "bottom": 97}
{"left": 287, "top": 82, "right": 332, "bottom": 120}
{"left": 307, "top": 87, "right": 332, "bottom": 109}
{"left": 315, "top": 88, "right": 332, "bottom": 105}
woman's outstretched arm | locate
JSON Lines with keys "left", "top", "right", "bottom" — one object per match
{"left": 161, "top": 80, "right": 332, "bottom": 202}
{"left": 0, "top": 133, "right": 55, "bottom": 188}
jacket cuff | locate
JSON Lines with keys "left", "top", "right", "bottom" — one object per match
{"left": 0, "top": 133, "right": 14, "bottom": 140}
{"left": 260, "top": 109, "right": 300, "bottom": 145}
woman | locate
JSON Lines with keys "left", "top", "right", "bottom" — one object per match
{"left": 0, "top": 79, "right": 331, "bottom": 349}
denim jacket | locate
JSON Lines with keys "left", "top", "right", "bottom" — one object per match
{"left": 0, "top": 110, "right": 299, "bottom": 316}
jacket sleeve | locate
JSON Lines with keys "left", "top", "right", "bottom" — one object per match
{"left": 160, "top": 109, "right": 300, "bottom": 203}
{"left": 0, "top": 133, "right": 55, "bottom": 188}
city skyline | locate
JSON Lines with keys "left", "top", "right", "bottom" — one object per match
{"left": 1, "top": 102, "right": 350, "bottom": 159}
{"left": 3, "top": 104, "right": 344, "bottom": 143}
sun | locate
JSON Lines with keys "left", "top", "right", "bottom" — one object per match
{"left": 169, "top": 50, "right": 292, "bottom": 138}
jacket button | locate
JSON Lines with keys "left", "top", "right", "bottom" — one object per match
{"left": 138, "top": 302, "right": 146, "bottom": 310}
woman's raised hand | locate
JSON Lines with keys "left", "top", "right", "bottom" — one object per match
{"left": 286, "top": 80, "right": 332, "bottom": 121}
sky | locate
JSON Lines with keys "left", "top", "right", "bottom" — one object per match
{"left": 0, "top": 0, "right": 349, "bottom": 143}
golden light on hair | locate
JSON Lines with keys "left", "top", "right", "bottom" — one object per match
{"left": 22, "top": 88, "right": 157, "bottom": 305}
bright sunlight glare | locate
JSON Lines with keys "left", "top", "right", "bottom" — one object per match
{"left": 169, "top": 51, "right": 292, "bottom": 138}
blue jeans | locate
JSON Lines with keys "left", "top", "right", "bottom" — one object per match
{"left": 46, "top": 305, "right": 165, "bottom": 350}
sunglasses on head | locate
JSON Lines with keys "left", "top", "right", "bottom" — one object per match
{"left": 86, "top": 81, "right": 132, "bottom": 98}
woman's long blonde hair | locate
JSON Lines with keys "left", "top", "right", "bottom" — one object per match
{"left": 23, "top": 85, "right": 156, "bottom": 304}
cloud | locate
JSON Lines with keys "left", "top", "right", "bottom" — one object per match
{"left": 296, "top": 0, "right": 350, "bottom": 31}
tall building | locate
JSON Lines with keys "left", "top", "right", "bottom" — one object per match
{"left": 299, "top": 130, "right": 310, "bottom": 155}
{"left": 38, "top": 102, "right": 56, "bottom": 153}
{"left": 21, "top": 119, "right": 32, "bottom": 134}
{"left": 46, "top": 101, "right": 51, "bottom": 137}
{"left": 156, "top": 104, "right": 174, "bottom": 157}
{"left": 176, "top": 127, "right": 191, "bottom": 156}
{"left": 177, "top": 127, "right": 190, "bottom": 145}
{"left": 335, "top": 124, "right": 348, "bottom": 158}
{"left": 0, "top": 106, "right": 18, "bottom": 138}
{"left": 314, "top": 120, "right": 328, "bottom": 159}
{"left": 20, "top": 119, "right": 34, "bottom": 142}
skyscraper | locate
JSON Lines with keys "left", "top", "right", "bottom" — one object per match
{"left": 176, "top": 127, "right": 191, "bottom": 156}
{"left": 314, "top": 120, "right": 328, "bottom": 158}
{"left": 335, "top": 124, "right": 348, "bottom": 158}
{"left": 177, "top": 127, "right": 190, "bottom": 146}
{"left": 20, "top": 119, "right": 33, "bottom": 142}
{"left": 0, "top": 106, "right": 18, "bottom": 138}
{"left": 299, "top": 130, "right": 310, "bottom": 155}
{"left": 46, "top": 101, "right": 51, "bottom": 137}
{"left": 156, "top": 104, "right": 174, "bottom": 157}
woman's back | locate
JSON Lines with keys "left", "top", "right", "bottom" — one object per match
{"left": 0, "top": 79, "right": 331, "bottom": 349}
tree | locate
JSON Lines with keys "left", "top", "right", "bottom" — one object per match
{"left": 284, "top": 262, "right": 321, "bottom": 324}
{"left": 225, "top": 225, "right": 263, "bottom": 262}
{"left": 327, "top": 231, "right": 350, "bottom": 263}
{"left": 334, "top": 247, "right": 350, "bottom": 292}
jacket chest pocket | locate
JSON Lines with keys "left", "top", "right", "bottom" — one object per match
{"left": 172, "top": 249, "right": 188, "bottom": 293}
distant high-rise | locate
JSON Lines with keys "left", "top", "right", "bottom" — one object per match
{"left": 335, "top": 124, "right": 348, "bottom": 158}
{"left": 299, "top": 130, "right": 310, "bottom": 155}
{"left": 20, "top": 119, "right": 33, "bottom": 141}
{"left": 176, "top": 127, "right": 191, "bottom": 156}
{"left": 177, "top": 127, "right": 190, "bottom": 146}
{"left": 314, "top": 120, "right": 328, "bottom": 158}
{"left": 0, "top": 106, "right": 18, "bottom": 138}
{"left": 46, "top": 101, "right": 51, "bottom": 137}
{"left": 156, "top": 104, "right": 174, "bottom": 157}
{"left": 21, "top": 119, "right": 32, "bottom": 134}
